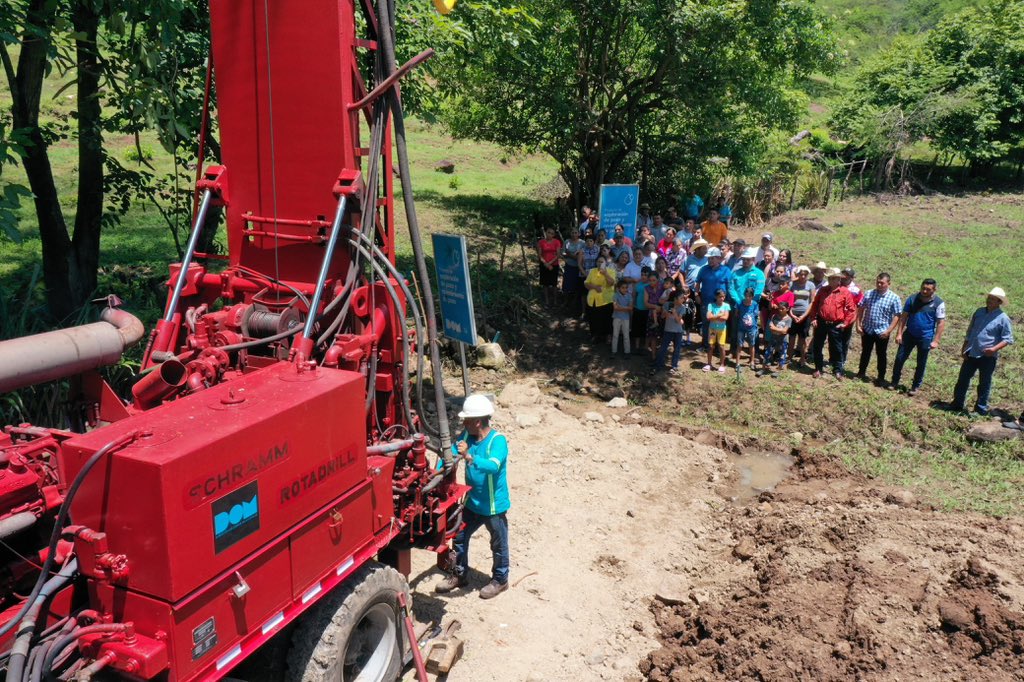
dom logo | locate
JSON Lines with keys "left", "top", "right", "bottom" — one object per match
{"left": 212, "top": 481, "right": 260, "bottom": 553}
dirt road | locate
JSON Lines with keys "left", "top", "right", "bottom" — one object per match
{"left": 407, "top": 378, "right": 1024, "bottom": 681}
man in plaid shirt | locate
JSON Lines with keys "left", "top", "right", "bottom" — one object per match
{"left": 855, "top": 272, "right": 902, "bottom": 386}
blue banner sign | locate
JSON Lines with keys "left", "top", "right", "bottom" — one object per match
{"left": 431, "top": 233, "right": 478, "bottom": 346}
{"left": 598, "top": 184, "right": 640, "bottom": 241}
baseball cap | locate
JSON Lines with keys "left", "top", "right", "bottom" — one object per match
{"left": 707, "top": 247, "right": 723, "bottom": 258}
{"left": 841, "top": 267, "right": 855, "bottom": 277}
{"left": 761, "top": 233, "right": 773, "bottom": 241}
{"left": 742, "top": 248, "right": 758, "bottom": 259}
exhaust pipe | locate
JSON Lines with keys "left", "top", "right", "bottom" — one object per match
{"left": 131, "top": 359, "right": 187, "bottom": 410}
{"left": 0, "top": 308, "right": 145, "bottom": 393}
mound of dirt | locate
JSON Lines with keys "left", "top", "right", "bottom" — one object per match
{"left": 641, "top": 476, "right": 1024, "bottom": 681}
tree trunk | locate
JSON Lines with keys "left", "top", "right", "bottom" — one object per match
{"left": 69, "top": 1, "right": 104, "bottom": 313}
{"left": 11, "top": 0, "right": 76, "bottom": 321}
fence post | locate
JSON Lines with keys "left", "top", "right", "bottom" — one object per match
{"left": 789, "top": 172, "right": 800, "bottom": 210}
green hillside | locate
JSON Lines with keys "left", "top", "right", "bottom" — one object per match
{"left": 818, "top": 0, "right": 979, "bottom": 64}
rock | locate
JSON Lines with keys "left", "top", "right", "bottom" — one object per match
{"left": 613, "top": 657, "right": 635, "bottom": 671}
{"left": 965, "top": 420, "right": 1023, "bottom": 444}
{"left": 797, "top": 219, "right": 834, "bottom": 233}
{"left": 498, "top": 379, "right": 541, "bottom": 407}
{"left": 434, "top": 159, "right": 455, "bottom": 173}
{"left": 832, "top": 641, "right": 852, "bottom": 659}
{"left": 938, "top": 601, "right": 973, "bottom": 631}
{"left": 515, "top": 412, "right": 542, "bottom": 428}
{"left": 612, "top": 414, "right": 621, "bottom": 422}
{"left": 583, "top": 411, "right": 605, "bottom": 423}
{"left": 607, "top": 397, "right": 628, "bottom": 408}
{"left": 884, "top": 490, "right": 915, "bottom": 507}
{"left": 586, "top": 652, "right": 606, "bottom": 666}
{"left": 789, "top": 431, "right": 804, "bottom": 444}
{"left": 474, "top": 343, "right": 506, "bottom": 369}
{"left": 526, "top": 673, "right": 546, "bottom": 682}
{"left": 655, "top": 586, "right": 688, "bottom": 606}
{"left": 626, "top": 509, "right": 636, "bottom": 518}
{"left": 733, "top": 537, "right": 756, "bottom": 561}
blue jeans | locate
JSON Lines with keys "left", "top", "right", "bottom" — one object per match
{"left": 952, "top": 355, "right": 997, "bottom": 413}
{"left": 656, "top": 331, "right": 685, "bottom": 369}
{"left": 891, "top": 333, "right": 932, "bottom": 389}
{"left": 763, "top": 335, "right": 788, "bottom": 366}
{"left": 453, "top": 509, "right": 509, "bottom": 584}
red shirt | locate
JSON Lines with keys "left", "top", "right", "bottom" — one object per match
{"left": 808, "top": 285, "right": 857, "bottom": 325}
{"left": 537, "top": 238, "right": 562, "bottom": 265}
{"left": 770, "top": 290, "right": 795, "bottom": 310}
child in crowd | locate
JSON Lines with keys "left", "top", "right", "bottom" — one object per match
{"left": 611, "top": 279, "right": 633, "bottom": 355}
{"left": 652, "top": 289, "right": 686, "bottom": 374}
{"left": 631, "top": 268, "right": 651, "bottom": 353}
{"left": 736, "top": 287, "right": 759, "bottom": 370}
{"left": 678, "top": 286, "right": 695, "bottom": 346}
{"left": 760, "top": 300, "right": 792, "bottom": 376}
{"left": 645, "top": 270, "right": 662, "bottom": 357}
{"left": 704, "top": 288, "right": 731, "bottom": 373}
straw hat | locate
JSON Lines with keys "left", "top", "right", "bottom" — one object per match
{"left": 825, "top": 267, "right": 842, "bottom": 278}
{"left": 988, "top": 287, "right": 1008, "bottom": 304}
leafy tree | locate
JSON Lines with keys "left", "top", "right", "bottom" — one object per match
{"left": 0, "top": 0, "right": 189, "bottom": 321}
{"left": 832, "top": 0, "right": 1024, "bottom": 174}
{"left": 424, "top": 0, "right": 840, "bottom": 210}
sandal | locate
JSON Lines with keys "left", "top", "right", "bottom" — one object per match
{"left": 717, "top": 366, "right": 726, "bottom": 374}
{"left": 702, "top": 364, "right": 711, "bottom": 372}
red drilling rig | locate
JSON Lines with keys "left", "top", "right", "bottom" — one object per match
{"left": 0, "top": 0, "right": 467, "bottom": 680}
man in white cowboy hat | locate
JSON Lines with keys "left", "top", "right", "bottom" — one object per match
{"left": 807, "top": 267, "right": 857, "bottom": 379}
{"left": 949, "top": 288, "right": 1014, "bottom": 416}
{"left": 435, "top": 394, "right": 511, "bottom": 600}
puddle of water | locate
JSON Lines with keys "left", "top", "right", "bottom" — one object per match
{"left": 725, "top": 451, "right": 794, "bottom": 502}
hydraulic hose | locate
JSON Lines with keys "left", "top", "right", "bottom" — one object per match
{"left": 344, "top": 240, "right": 415, "bottom": 427}
{"left": 377, "top": 0, "right": 452, "bottom": 459}
{"left": 346, "top": 230, "right": 434, "bottom": 436}
{"left": 40, "top": 623, "right": 130, "bottom": 680}
{"left": 6, "top": 559, "right": 78, "bottom": 682}
{"left": 0, "top": 431, "right": 140, "bottom": 640}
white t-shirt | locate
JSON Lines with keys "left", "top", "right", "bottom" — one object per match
{"left": 623, "top": 262, "right": 643, "bottom": 282}
{"left": 755, "top": 245, "right": 780, "bottom": 262}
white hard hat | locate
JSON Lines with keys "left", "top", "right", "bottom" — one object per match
{"left": 458, "top": 394, "right": 494, "bottom": 419}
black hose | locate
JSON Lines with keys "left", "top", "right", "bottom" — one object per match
{"left": 0, "top": 431, "right": 139, "bottom": 641}
{"left": 377, "top": 0, "right": 453, "bottom": 458}
{"left": 6, "top": 559, "right": 78, "bottom": 682}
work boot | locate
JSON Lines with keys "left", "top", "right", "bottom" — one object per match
{"left": 434, "top": 574, "right": 468, "bottom": 594}
{"left": 479, "top": 580, "right": 508, "bottom": 600}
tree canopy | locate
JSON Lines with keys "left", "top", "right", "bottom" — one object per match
{"left": 831, "top": 0, "right": 1024, "bottom": 170}
{"left": 422, "top": 0, "right": 841, "bottom": 208}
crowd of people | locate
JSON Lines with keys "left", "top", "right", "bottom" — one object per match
{"left": 535, "top": 199, "right": 1015, "bottom": 417}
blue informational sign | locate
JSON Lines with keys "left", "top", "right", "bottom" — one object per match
{"left": 431, "top": 233, "right": 478, "bottom": 346}
{"left": 598, "top": 184, "right": 640, "bottom": 242}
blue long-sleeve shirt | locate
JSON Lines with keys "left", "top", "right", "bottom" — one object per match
{"left": 963, "top": 307, "right": 1014, "bottom": 359}
{"left": 729, "top": 266, "right": 766, "bottom": 307}
{"left": 449, "top": 429, "right": 510, "bottom": 516}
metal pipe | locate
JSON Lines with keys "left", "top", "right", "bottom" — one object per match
{"left": 131, "top": 359, "right": 187, "bottom": 410}
{"left": 164, "top": 189, "right": 214, "bottom": 323}
{"left": 366, "top": 438, "right": 415, "bottom": 456}
{"left": 0, "top": 512, "right": 36, "bottom": 540}
{"left": 299, "top": 195, "right": 349, "bottom": 348}
{"left": 0, "top": 309, "right": 145, "bottom": 393}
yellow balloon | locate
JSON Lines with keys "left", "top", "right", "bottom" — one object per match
{"left": 433, "top": 0, "right": 456, "bottom": 14}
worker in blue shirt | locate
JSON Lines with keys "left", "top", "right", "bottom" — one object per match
{"left": 435, "top": 394, "right": 511, "bottom": 600}
{"left": 950, "top": 288, "right": 1014, "bottom": 415}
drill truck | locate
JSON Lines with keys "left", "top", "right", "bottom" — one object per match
{"left": 0, "top": 0, "right": 467, "bottom": 679}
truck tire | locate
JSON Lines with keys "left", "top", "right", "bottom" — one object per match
{"left": 286, "top": 562, "right": 409, "bottom": 682}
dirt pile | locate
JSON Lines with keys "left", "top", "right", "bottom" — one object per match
{"left": 641, "top": 457, "right": 1024, "bottom": 682}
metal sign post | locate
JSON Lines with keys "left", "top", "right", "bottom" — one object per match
{"left": 431, "top": 234, "right": 478, "bottom": 398}
{"left": 598, "top": 183, "right": 641, "bottom": 242}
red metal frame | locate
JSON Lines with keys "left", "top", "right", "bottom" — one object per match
{"left": 0, "top": 1, "right": 463, "bottom": 679}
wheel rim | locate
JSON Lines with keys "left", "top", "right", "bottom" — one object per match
{"left": 342, "top": 602, "right": 399, "bottom": 682}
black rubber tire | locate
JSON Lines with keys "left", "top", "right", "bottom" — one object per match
{"left": 286, "top": 562, "right": 409, "bottom": 682}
